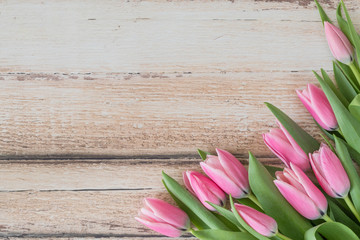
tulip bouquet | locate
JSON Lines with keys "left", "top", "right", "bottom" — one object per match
{"left": 135, "top": 1, "right": 360, "bottom": 239}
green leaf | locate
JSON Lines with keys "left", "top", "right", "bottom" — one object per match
{"left": 336, "top": 61, "right": 360, "bottom": 92}
{"left": 248, "top": 152, "right": 312, "bottom": 239}
{"left": 321, "top": 69, "right": 349, "bottom": 106}
{"left": 162, "top": 180, "right": 209, "bottom": 230}
{"left": 334, "top": 136, "right": 360, "bottom": 214}
{"left": 315, "top": 71, "right": 360, "bottom": 154}
{"left": 230, "top": 196, "right": 271, "bottom": 240}
{"left": 213, "top": 212, "right": 241, "bottom": 232}
{"left": 304, "top": 222, "right": 359, "bottom": 240}
{"left": 191, "top": 229, "right": 258, "bottom": 240}
{"left": 349, "top": 94, "right": 360, "bottom": 121}
{"left": 264, "top": 165, "right": 283, "bottom": 178}
{"left": 333, "top": 62, "right": 357, "bottom": 102}
{"left": 341, "top": 0, "right": 360, "bottom": 65}
{"left": 265, "top": 102, "right": 320, "bottom": 154}
{"left": 237, "top": 198, "right": 263, "bottom": 212}
{"left": 208, "top": 202, "right": 245, "bottom": 232}
{"left": 314, "top": 0, "right": 332, "bottom": 25}
{"left": 336, "top": 3, "right": 352, "bottom": 43}
{"left": 328, "top": 200, "right": 360, "bottom": 236}
{"left": 198, "top": 149, "right": 211, "bottom": 160}
{"left": 162, "top": 172, "right": 229, "bottom": 230}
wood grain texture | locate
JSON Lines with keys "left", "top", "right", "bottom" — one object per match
{"left": 0, "top": 72, "right": 322, "bottom": 157}
{"left": 0, "top": 158, "right": 277, "bottom": 238}
{"left": 2, "top": 0, "right": 359, "bottom": 239}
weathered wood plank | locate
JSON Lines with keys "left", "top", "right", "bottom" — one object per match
{"left": 0, "top": 158, "right": 279, "bottom": 191}
{"left": 0, "top": 158, "right": 279, "bottom": 239}
{"left": 1, "top": 0, "right": 359, "bottom": 73}
{"left": 0, "top": 72, "right": 322, "bottom": 156}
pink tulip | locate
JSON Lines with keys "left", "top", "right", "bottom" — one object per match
{"left": 200, "top": 148, "right": 249, "bottom": 199}
{"left": 263, "top": 121, "right": 310, "bottom": 171}
{"left": 183, "top": 171, "right": 226, "bottom": 211}
{"left": 309, "top": 143, "right": 350, "bottom": 198}
{"left": 274, "top": 163, "right": 328, "bottom": 220}
{"left": 324, "top": 21, "right": 354, "bottom": 64}
{"left": 234, "top": 204, "right": 278, "bottom": 237}
{"left": 297, "top": 84, "right": 338, "bottom": 131}
{"left": 135, "top": 198, "right": 190, "bottom": 237}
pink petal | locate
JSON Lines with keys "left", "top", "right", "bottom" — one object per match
{"left": 234, "top": 204, "right": 277, "bottom": 237}
{"left": 307, "top": 84, "right": 337, "bottom": 130}
{"left": 290, "top": 163, "right": 328, "bottom": 213}
{"left": 200, "top": 161, "right": 245, "bottom": 198}
{"left": 135, "top": 217, "right": 183, "bottom": 237}
{"left": 277, "top": 120, "right": 308, "bottom": 163}
{"left": 183, "top": 171, "right": 196, "bottom": 195}
{"left": 216, "top": 148, "right": 249, "bottom": 192}
{"left": 325, "top": 22, "right": 353, "bottom": 64}
{"left": 264, "top": 130, "right": 308, "bottom": 170}
{"left": 188, "top": 171, "right": 226, "bottom": 210}
{"left": 309, "top": 152, "right": 337, "bottom": 198}
{"left": 274, "top": 180, "right": 322, "bottom": 220}
{"left": 144, "top": 198, "right": 189, "bottom": 229}
{"left": 319, "top": 145, "right": 350, "bottom": 197}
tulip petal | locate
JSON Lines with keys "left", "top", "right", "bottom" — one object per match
{"left": 308, "top": 84, "right": 338, "bottom": 130}
{"left": 274, "top": 180, "right": 322, "bottom": 220}
{"left": 135, "top": 217, "right": 183, "bottom": 237}
{"left": 216, "top": 148, "right": 249, "bottom": 192}
{"left": 234, "top": 204, "right": 277, "bottom": 237}
{"left": 183, "top": 171, "right": 196, "bottom": 195}
{"left": 290, "top": 164, "right": 328, "bottom": 213}
{"left": 200, "top": 161, "right": 245, "bottom": 198}
{"left": 309, "top": 152, "right": 337, "bottom": 198}
{"left": 319, "top": 145, "right": 350, "bottom": 197}
{"left": 144, "top": 198, "right": 189, "bottom": 229}
{"left": 188, "top": 172, "right": 225, "bottom": 210}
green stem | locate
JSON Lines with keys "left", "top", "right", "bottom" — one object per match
{"left": 349, "top": 61, "right": 360, "bottom": 86}
{"left": 344, "top": 195, "right": 360, "bottom": 223}
{"left": 337, "top": 128, "right": 344, "bottom": 138}
{"left": 322, "top": 214, "right": 334, "bottom": 223}
{"left": 276, "top": 232, "right": 293, "bottom": 240}
{"left": 247, "top": 193, "right": 263, "bottom": 210}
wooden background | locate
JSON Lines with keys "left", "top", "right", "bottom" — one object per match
{"left": 1, "top": 0, "right": 359, "bottom": 239}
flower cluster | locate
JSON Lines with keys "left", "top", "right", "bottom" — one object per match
{"left": 135, "top": 1, "right": 360, "bottom": 239}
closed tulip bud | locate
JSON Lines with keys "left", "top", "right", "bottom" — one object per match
{"left": 234, "top": 204, "right": 278, "bottom": 237}
{"left": 297, "top": 84, "right": 338, "bottom": 131}
{"left": 200, "top": 148, "right": 249, "bottom": 199}
{"left": 274, "top": 163, "right": 328, "bottom": 220}
{"left": 309, "top": 143, "right": 350, "bottom": 198}
{"left": 135, "top": 198, "right": 190, "bottom": 237}
{"left": 324, "top": 21, "right": 354, "bottom": 64}
{"left": 183, "top": 171, "right": 226, "bottom": 211}
{"left": 263, "top": 121, "right": 310, "bottom": 171}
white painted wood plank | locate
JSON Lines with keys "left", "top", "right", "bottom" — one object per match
{"left": 1, "top": 0, "right": 359, "bottom": 73}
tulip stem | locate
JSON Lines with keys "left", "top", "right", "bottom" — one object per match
{"left": 349, "top": 62, "right": 360, "bottom": 87}
{"left": 247, "top": 193, "right": 263, "bottom": 210}
{"left": 344, "top": 195, "right": 360, "bottom": 222}
{"left": 276, "top": 232, "right": 293, "bottom": 240}
{"left": 322, "top": 214, "right": 334, "bottom": 223}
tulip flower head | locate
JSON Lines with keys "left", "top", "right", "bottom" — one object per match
{"left": 263, "top": 121, "right": 310, "bottom": 171}
{"left": 183, "top": 171, "right": 226, "bottom": 211}
{"left": 274, "top": 164, "right": 328, "bottom": 220}
{"left": 135, "top": 198, "right": 190, "bottom": 237}
{"left": 324, "top": 21, "right": 354, "bottom": 64}
{"left": 200, "top": 148, "right": 249, "bottom": 199}
{"left": 297, "top": 84, "right": 338, "bottom": 131}
{"left": 309, "top": 143, "right": 350, "bottom": 198}
{"left": 234, "top": 204, "right": 278, "bottom": 237}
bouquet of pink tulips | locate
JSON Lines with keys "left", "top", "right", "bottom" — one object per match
{"left": 135, "top": 1, "right": 360, "bottom": 239}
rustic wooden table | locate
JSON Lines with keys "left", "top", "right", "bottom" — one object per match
{"left": 1, "top": 0, "right": 358, "bottom": 239}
